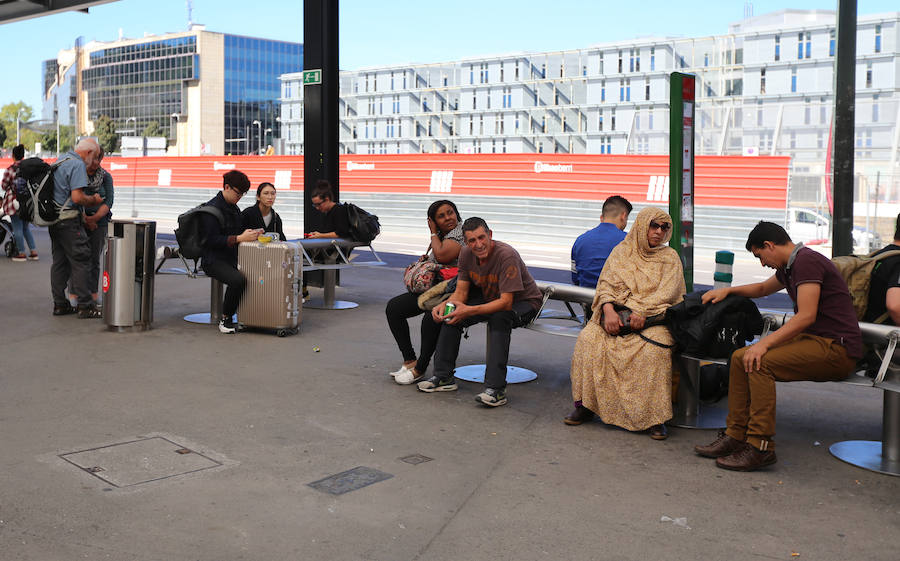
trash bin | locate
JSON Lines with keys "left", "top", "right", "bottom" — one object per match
{"left": 103, "top": 219, "right": 156, "bottom": 331}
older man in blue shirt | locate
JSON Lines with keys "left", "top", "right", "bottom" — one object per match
{"left": 571, "top": 195, "right": 632, "bottom": 288}
{"left": 50, "top": 138, "right": 104, "bottom": 318}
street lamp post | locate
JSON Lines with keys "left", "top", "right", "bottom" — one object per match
{"left": 170, "top": 113, "right": 181, "bottom": 153}
{"left": 252, "top": 120, "right": 261, "bottom": 155}
{"left": 264, "top": 128, "right": 272, "bottom": 153}
{"left": 16, "top": 108, "right": 26, "bottom": 145}
{"left": 125, "top": 116, "right": 137, "bottom": 136}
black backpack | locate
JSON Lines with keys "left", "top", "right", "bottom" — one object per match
{"left": 15, "top": 157, "right": 71, "bottom": 226}
{"left": 175, "top": 204, "right": 225, "bottom": 260}
{"left": 345, "top": 203, "right": 380, "bottom": 243}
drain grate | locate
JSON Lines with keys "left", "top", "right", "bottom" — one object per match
{"left": 307, "top": 466, "right": 393, "bottom": 495}
{"left": 59, "top": 436, "right": 222, "bottom": 488}
{"left": 399, "top": 453, "right": 433, "bottom": 465}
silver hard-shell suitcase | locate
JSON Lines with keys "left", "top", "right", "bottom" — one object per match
{"left": 236, "top": 240, "right": 302, "bottom": 336}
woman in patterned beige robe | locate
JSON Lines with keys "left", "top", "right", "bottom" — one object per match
{"left": 566, "top": 207, "right": 685, "bottom": 437}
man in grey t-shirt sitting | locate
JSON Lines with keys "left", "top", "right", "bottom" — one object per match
{"left": 417, "top": 217, "right": 543, "bottom": 407}
{"left": 50, "top": 138, "right": 104, "bottom": 318}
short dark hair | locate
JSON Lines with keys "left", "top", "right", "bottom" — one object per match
{"left": 311, "top": 179, "right": 334, "bottom": 201}
{"left": 462, "top": 216, "right": 490, "bottom": 234}
{"left": 12, "top": 144, "right": 24, "bottom": 161}
{"left": 894, "top": 213, "right": 900, "bottom": 241}
{"left": 427, "top": 199, "right": 460, "bottom": 223}
{"left": 223, "top": 170, "right": 250, "bottom": 193}
{"left": 256, "top": 182, "right": 275, "bottom": 198}
{"left": 745, "top": 221, "right": 792, "bottom": 251}
{"left": 601, "top": 195, "right": 632, "bottom": 219}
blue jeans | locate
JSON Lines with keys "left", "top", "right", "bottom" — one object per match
{"left": 11, "top": 214, "right": 36, "bottom": 254}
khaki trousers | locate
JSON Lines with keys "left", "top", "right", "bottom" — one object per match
{"left": 725, "top": 333, "right": 857, "bottom": 451}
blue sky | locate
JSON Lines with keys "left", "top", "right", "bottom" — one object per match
{"left": 0, "top": 0, "right": 896, "bottom": 114}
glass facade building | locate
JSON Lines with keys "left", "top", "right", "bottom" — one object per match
{"left": 224, "top": 35, "right": 302, "bottom": 154}
{"left": 43, "top": 28, "right": 301, "bottom": 155}
{"left": 82, "top": 35, "right": 199, "bottom": 138}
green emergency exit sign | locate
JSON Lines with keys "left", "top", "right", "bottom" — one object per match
{"left": 303, "top": 69, "right": 322, "bottom": 85}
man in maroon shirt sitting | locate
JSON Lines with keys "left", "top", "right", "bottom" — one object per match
{"left": 695, "top": 221, "right": 862, "bottom": 471}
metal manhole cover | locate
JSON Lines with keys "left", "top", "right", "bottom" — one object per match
{"left": 307, "top": 466, "right": 393, "bottom": 495}
{"left": 59, "top": 436, "right": 222, "bottom": 488}
{"left": 399, "top": 453, "right": 433, "bottom": 465}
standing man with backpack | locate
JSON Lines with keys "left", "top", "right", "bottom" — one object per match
{"left": 1, "top": 144, "right": 39, "bottom": 262}
{"left": 49, "top": 138, "right": 105, "bottom": 318}
{"left": 199, "top": 170, "right": 263, "bottom": 334}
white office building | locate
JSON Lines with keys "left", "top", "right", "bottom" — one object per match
{"left": 280, "top": 9, "right": 900, "bottom": 197}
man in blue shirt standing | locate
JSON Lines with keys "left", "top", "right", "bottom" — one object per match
{"left": 571, "top": 195, "right": 632, "bottom": 288}
{"left": 50, "top": 138, "right": 105, "bottom": 318}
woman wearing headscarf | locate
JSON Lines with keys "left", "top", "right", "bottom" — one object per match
{"left": 565, "top": 206, "right": 685, "bottom": 440}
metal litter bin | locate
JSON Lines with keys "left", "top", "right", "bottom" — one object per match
{"left": 103, "top": 219, "right": 156, "bottom": 331}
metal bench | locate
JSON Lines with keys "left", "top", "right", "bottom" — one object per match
{"left": 298, "top": 238, "right": 386, "bottom": 310}
{"left": 763, "top": 312, "right": 900, "bottom": 477}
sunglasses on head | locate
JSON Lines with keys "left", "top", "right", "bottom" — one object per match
{"left": 649, "top": 221, "right": 671, "bottom": 232}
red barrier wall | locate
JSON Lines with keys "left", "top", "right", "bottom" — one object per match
{"left": 0, "top": 154, "right": 790, "bottom": 209}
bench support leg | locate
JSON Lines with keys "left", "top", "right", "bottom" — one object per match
{"left": 450, "top": 326, "right": 538, "bottom": 385}
{"left": 829, "top": 390, "right": 900, "bottom": 477}
{"left": 303, "top": 268, "right": 358, "bottom": 310}
{"left": 184, "top": 279, "right": 230, "bottom": 324}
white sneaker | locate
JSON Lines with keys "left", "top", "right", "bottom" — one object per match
{"left": 389, "top": 364, "right": 412, "bottom": 378}
{"left": 394, "top": 369, "right": 424, "bottom": 385}
{"left": 218, "top": 320, "right": 236, "bottom": 334}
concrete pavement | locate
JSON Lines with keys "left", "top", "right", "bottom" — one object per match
{"left": 0, "top": 229, "right": 897, "bottom": 561}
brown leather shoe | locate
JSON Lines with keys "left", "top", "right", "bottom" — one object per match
{"left": 715, "top": 445, "right": 777, "bottom": 471}
{"left": 563, "top": 405, "right": 595, "bottom": 426}
{"left": 694, "top": 430, "right": 746, "bottom": 458}
{"left": 649, "top": 424, "right": 668, "bottom": 440}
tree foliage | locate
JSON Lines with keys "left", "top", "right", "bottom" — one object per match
{"left": 94, "top": 114, "right": 119, "bottom": 154}
{"left": 142, "top": 121, "right": 164, "bottom": 139}
{"left": 40, "top": 125, "right": 76, "bottom": 154}
{"left": 0, "top": 102, "right": 38, "bottom": 150}
{"left": 0, "top": 122, "right": 6, "bottom": 147}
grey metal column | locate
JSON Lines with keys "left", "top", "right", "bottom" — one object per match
{"left": 831, "top": 0, "right": 857, "bottom": 257}
{"left": 669, "top": 354, "right": 728, "bottom": 429}
{"left": 830, "top": 391, "right": 900, "bottom": 476}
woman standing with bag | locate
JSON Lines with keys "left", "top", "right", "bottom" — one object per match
{"left": 386, "top": 200, "right": 463, "bottom": 385}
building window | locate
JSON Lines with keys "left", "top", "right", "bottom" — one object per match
{"left": 648, "top": 108, "right": 653, "bottom": 130}
{"left": 618, "top": 51, "right": 623, "bottom": 73}
{"left": 540, "top": 63, "right": 546, "bottom": 79}
{"left": 645, "top": 78, "right": 650, "bottom": 100}
{"left": 866, "top": 62, "right": 872, "bottom": 88}
{"left": 797, "top": 32, "right": 804, "bottom": 59}
{"left": 598, "top": 56, "right": 604, "bottom": 75}
{"left": 875, "top": 24, "right": 882, "bottom": 53}
{"left": 805, "top": 32, "right": 811, "bottom": 58}
{"left": 873, "top": 94, "right": 879, "bottom": 122}
{"left": 791, "top": 67, "right": 797, "bottom": 92}
{"left": 487, "top": 88, "right": 491, "bottom": 109}
{"left": 804, "top": 99, "right": 811, "bottom": 124}
{"left": 704, "top": 53, "right": 709, "bottom": 67}
{"left": 775, "top": 35, "right": 780, "bottom": 61}
{"left": 634, "top": 113, "right": 640, "bottom": 130}
{"left": 472, "top": 91, "right": 477, "bottom": 110}
{"left": 582, "top": 65, "right": 587, "bottom": 77}
{"left": 390, "top": 71, "right": 395, "bottom": 90}
{"left": 601, "top": 80, "right": 605, "bottom": 102}
{"left": 629, "top": 48, "right": 635, "bottom": 72}
{"left": 469, "top": 116, "right": 473, "bottom": 135}
{"left": 626, "top": 79, "right": 631, "bottom": 101}
{"left": 393, "top": 95, "right": 400, "bottom": 114}
{"left": 480, "top": 115, "right": 484, "bottom": 135}
{"left": 611, "top": 110, "right": 616, "bottom": 131}
{"left": 619, "top": 79, "right": 624, "bottom": 101}
{"left": 829, "top": 29, "right": 835, "bottom": 56}
{"left": 757, "top": 100, "right": 763, "bottom": 126}
{"left": 650, "top": 47, "right": 655, "bottom": 71}
{"left": 500, "top": 63, "right": 504, "bottom": 82}
{"left": 515, "top": 61, "right": 520, "bottom": 80}
{"left": 598, "top": 113, "right": 603, "bottom": 131}
{"left": 469, "top": 65, "right": 474, "bottom": 85}
{"left": 760, "top": 68, "right": 766, "bottom": 94}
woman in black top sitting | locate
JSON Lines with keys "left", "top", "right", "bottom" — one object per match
{"left": 241, "top": 182, "right": 287, "bottom": 241}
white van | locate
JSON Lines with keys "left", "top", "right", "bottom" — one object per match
{"left": 786, "top": 208, "right": 882, "bottom": 253}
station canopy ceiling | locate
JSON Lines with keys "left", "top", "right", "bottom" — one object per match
{"left": 0, "top": 0, "right": 118, "bottom": 25}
